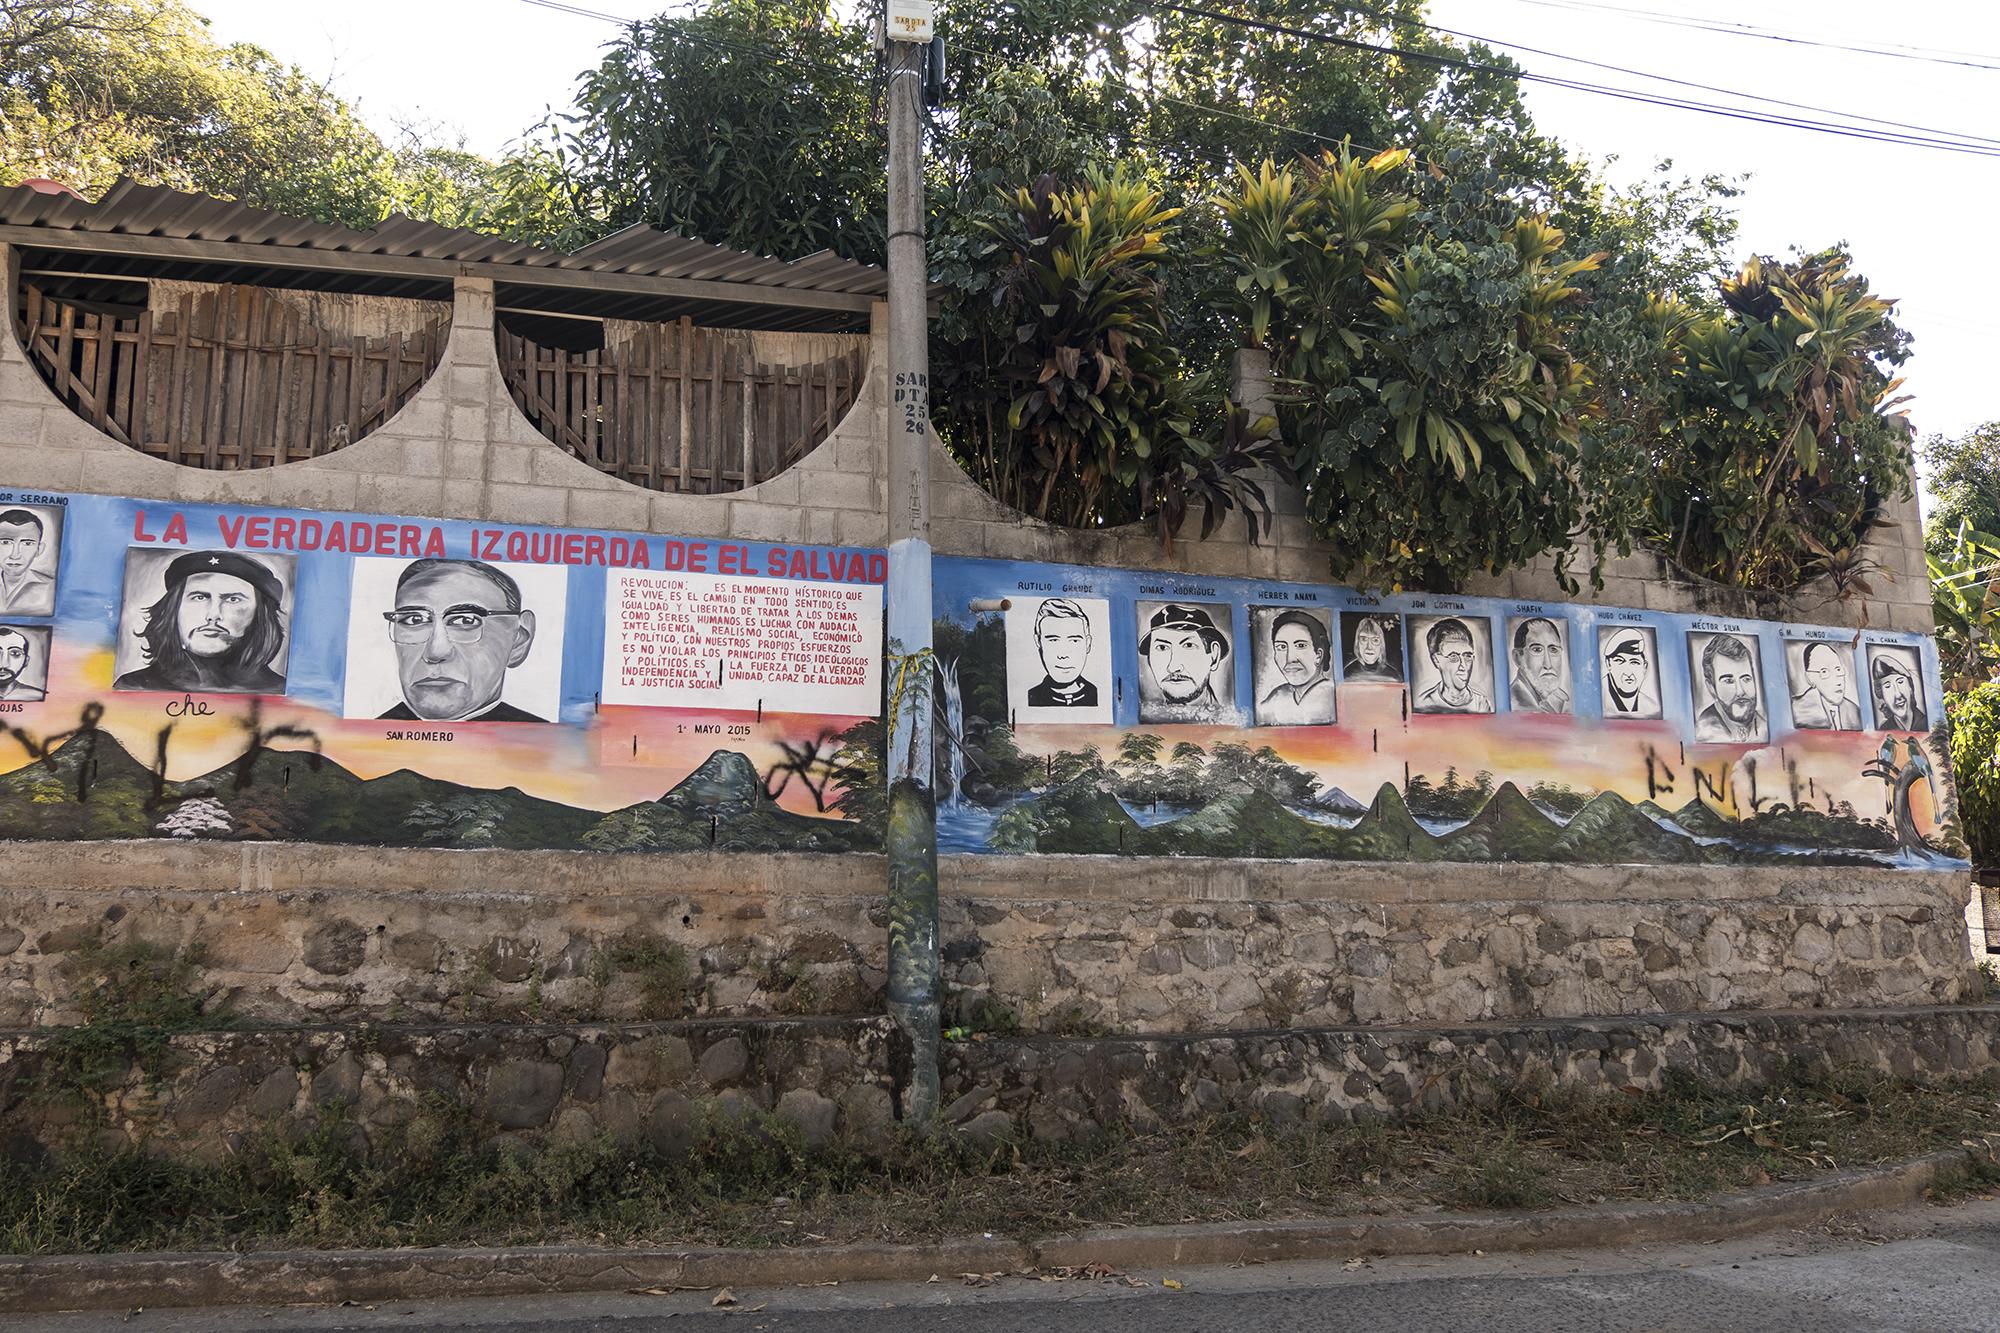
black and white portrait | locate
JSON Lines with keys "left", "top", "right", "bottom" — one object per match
{"left": 1506, "top": 615, "right": 1572, "bottom": 714}
{"left": 1004, "top": 595, "right": 1113, "bottom": 725}
{"left": 1688, "top": 631, "right": 1768, "bottom": 744}
{"left": 0, "top": 503, "right": 61, "bottom": 618}
{"left": 1785, "top": 640, "right": 1860, "bottom": 731}
{"left": 112, "top": 548, "right": 293, "bottom": 695}
{"left": 1251, "top": 606, "right": 1334, "bottom": 726}
{"left": 1136, "top": 600, "right": 1235, "bottom": 724}
{"left": 1865, "top": 645, "right": 1929, "bottom": 732}
{"left": 1598, "top": 624, "right": 1662, "bottom": 720}
{"left": 343, "top": 557, "right": 566, "bottom": 723}
{"left": 1339, "top": 611, "right": 1404, "bottom": 684}
{"left": 0, "top": 624, "right": 51, "bottom": 701}
{"left": 1409, "top": 615, "right": 1494, "bottom": 715}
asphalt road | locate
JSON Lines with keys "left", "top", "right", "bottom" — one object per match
{"left": 19, "top": 1198, "right": 2000, "bottom": 1333}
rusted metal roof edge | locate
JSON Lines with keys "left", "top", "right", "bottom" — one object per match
{"left": 0, "top": 227, "right": 882, "bottom": 314}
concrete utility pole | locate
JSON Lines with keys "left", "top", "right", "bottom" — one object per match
{"left": 881, "top": 14, "right": 941, "bottom": 1126}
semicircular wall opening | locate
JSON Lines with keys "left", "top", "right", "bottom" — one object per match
{"left": 16, "top": 274, "right": 451, "bottom": 468}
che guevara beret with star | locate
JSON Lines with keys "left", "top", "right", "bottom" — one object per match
{"left": 161, "top": 550, "right": 285, "bottom": 606}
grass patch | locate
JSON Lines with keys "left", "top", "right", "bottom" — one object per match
{"left": 4, "top": 1065, "right": 1998, "bottom": 1255}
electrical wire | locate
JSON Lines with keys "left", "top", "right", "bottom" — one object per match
{"left": 1341, "top": 2, "right": 2000, "bottom": 148}
{"left": 1484, "top": 0, "right": 2000, "bottom": 72}
{"left": 1142, "top": 1, "right": 2000, "bottom": 157}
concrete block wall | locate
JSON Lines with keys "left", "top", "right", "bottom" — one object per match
{"left": 921, "top": 347, "right": 1934, "bottom": 632}
{"left": 0, "top": 254, "right": 889, "bottom": 548}
{"left": 2, "top": 249, "right": 1924, "bottom": 627}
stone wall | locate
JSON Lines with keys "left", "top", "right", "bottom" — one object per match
{"left": 0, "top": 843, "right": 1973, "bottom": 1034}
{"left": 0, "top": 1016, "right": 898, "bottom": 1164}
{"left": 5, "top": 1004, "right": 1997, "bottom": 1163}
{"left": 942, "top": 1003, "right": 2000, "bottom": 1138}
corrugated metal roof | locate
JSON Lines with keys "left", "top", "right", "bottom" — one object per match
{"left": 0, "top": 178, "right": 887, "bottom": 303}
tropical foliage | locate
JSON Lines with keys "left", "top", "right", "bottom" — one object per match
{"left": 1948, "top": 681, "right": 2000, "bottom": 869}
{"left": 1220, "top": 143, "right": 1607, "bottom": 591}
{"left": 1633, "top": 250, "right": 1913, "bottom": 590}
{"left": 939, "top": 170, "right": 1284, "bottom": 543}
{"left": 1932, "top": 521, "right": 2000, "bottom": 691}
{"left": 1922, "top": 421, "right": 2000, "bottom": 561}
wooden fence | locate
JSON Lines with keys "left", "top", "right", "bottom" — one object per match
{"left": 497, "top": 317, "right": 867, "bottom": 494}
{"left": 16, "top": 281, "right": 449, "bottom": 469}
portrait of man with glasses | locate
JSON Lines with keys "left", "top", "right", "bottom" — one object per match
{"left": 377, "top": 558, "right": 548, "bottom": 723}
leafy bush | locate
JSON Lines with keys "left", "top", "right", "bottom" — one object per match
{"left": 1222, "top": 142, "right": 1607, "bottom": 591}
{"left": 937, "top": 169, "right": 1284, "bottom": 544}
{"left": 1932, "top": 522, "right": 2000, "bottom": 691}
{"left": 1949, "top": 682, "right": 2000, "bottom": 869}
{"left": 1637, "top": 250, "right": 1913, "bottom": 590}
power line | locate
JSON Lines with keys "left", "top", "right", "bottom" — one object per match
{"left": 1144, "top": 1, "right": 2000, "bottom": 157}
{"left": 1378, "top": 6, "right": 2000, "bottom": 149}
{"left": 1486, "top": 0, "right": 2000, "bottom": 72}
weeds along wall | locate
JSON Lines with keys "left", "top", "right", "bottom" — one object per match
{"left": 0, "top": 259, "right": 1973, "bottom": 1035}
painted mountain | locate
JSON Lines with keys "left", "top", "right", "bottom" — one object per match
{"left": 975, "top": 771, "right": 1911, "bottom": 867}
{"left": 0, "top": 735, "right": 871, "bottom": 853}
{"left": 582, "top": 750, "right": 875, "bottom": 853}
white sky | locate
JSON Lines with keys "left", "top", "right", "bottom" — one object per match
{"left": 191, "top": 0, "right": 1997, "bottom": 461}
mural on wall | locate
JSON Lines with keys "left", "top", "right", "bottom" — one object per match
{"left": 931, "top": 556, "right": 1967, "bottom": 870}
{"left": 0, "top": 488, "right": 885, "bottom": 852}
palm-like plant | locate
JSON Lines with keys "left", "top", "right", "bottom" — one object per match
{"left": 1932, "top": 520, "right": 2000, "bottom": 691}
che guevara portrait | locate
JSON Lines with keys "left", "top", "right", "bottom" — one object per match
{"left": 111, "top": 547, "right": 294, "bottom": 696}
{"left": 1004, "top": 595, "right": 1113, "bottom": 725}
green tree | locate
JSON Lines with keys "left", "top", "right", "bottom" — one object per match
{"left": 0, "top": 0, "right": 411, "bottom": 229}
{"left": 1638, "top": 249, "right": 1914, "bottom": 590}
{"left": 1223, "top": 140, "right": 1610, "bottom": 591}
{"left": 1948, "top": 682, "right": 2000, "bottom": 869}
{"left": 491, "top": 0, "right": 882, "bottom": 261}
{"left": 1923, "top": 421, "right": 2000, "bottom": 560}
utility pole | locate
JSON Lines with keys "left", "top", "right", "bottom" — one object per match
{"left": 882, "top": 2, "right": 941, "bottom": 1127}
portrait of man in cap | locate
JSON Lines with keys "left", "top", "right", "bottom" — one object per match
{"left": 1005, "top": 595, "right": 1114, "bottom": 725}
{"left": 1865, "top": 645, "right": 1929, "bottom": 732}
{"left": 1689, "top": 631, "right": 1767, "bottom": 744}
{"left": 1137, "top": 600, "right": 1234, "bottom": 724}
{"left": 1411, "top": 615, "right": 1495, "bottom": 715}
{"left": 1597, "top": 625, "right": 1662, "bottom": 720}
{"left": 1251, "top": 606, "right": 1334, "bottom": 726}
{"left": 1339, "top": 612, "right": 1404, "bottom": 684}
{"left": 1786, "top": 640, "right": 1860, "bottom": 731}
{"left": 1507, "top": 615, "right": 1571, "bottom": 714}
{"left": 0, "top": 504, "right": 61, "bottom": 618}
{"left": 113, "top": 548, "right": 292, "bottom": 695}
{"left": 0, "top": 624, "right": 49, "bottom": 701}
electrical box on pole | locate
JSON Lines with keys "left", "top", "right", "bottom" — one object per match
{"left": 887, "top": 0, "right": 933, "bottom": 42}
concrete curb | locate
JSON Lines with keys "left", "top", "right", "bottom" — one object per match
{"left": 0, "top": 1150, "right": 1976, "bottom": 1314}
